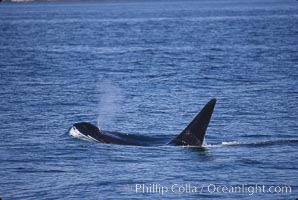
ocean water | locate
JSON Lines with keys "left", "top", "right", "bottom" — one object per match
{"left": 0, "top": 0, "right": 297, "bottom": 199}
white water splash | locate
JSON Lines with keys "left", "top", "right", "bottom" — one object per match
{"left": 203, "top": 141, "right": 242, "bottom": 147}
{"left": 221, "top": 141, "right": 242, "bottom": 146}
{"left": 97, "top": 80, "right": 123, "bottom": 130}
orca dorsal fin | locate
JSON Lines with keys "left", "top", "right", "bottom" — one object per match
{"left": 169, "top": 98, "right": 216, "bottom": 146}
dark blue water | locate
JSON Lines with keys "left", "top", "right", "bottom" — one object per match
{"left": 0, "top": 0, "right": 297, "bottom": 199}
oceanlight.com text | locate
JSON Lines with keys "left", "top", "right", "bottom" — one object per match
{"left": 133, "top": 183, "right": 292, "bottom": 196}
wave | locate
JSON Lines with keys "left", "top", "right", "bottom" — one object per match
{"left": 205, "top": 139, "right": 298, "bottom": 148}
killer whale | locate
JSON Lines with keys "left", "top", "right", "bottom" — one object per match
{"left": 69, "top": 98, "right": 216, "bottom": 147}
